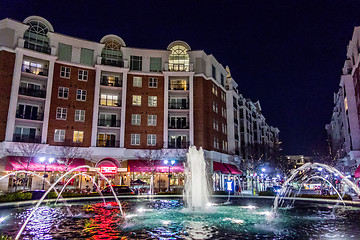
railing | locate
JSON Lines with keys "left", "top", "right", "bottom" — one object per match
{"left": 168, "top": 123, "right": 189, "bottom": 129}
{"left": 100, "top": 77, "right": 122, "bottom": 87}
{"left": 96, "top": 140, "right": 120, "bottom": 148}
{"left": 168, "top": 141, "right": 190, "bottom": 149}
{"left": 168, "top": 84, "right": 189, "bottom": 91}
{"left": 21, "top": 64, "right": 48, "bottom": 77}
{"left": 99, "top": 98, "right": 121, "bottom": 107}
{"left": 13, "top": 134, "right": 41, "bottom": 143}
{"left": 98, "top": 119, "right": 121, "bottom": 127}
{"left": 16, "top": 112, "right": 44, "bottom": 121}
{"left": 24, "top": 41, "right": 51, "bottom": 54}
{"left": 168, "top": 102, "right": 189, "bottom": 109}
{"left": 18, "top": 87, "right": 46, "bottom": 98}
{"left": 101, "top": 58, "right": 124, "bottom": 67}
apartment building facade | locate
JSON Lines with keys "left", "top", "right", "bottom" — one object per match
{"left": 0, "top": 16, "right": 280, "bottom": 191}
{"left": 326, "top": 26, "right": 360, "bottom": 176}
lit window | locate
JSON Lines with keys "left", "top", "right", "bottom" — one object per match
{"left": 75, "top": 110, "right": 85, "bottom": 122}
{"left": 56, "top": 107, "right": 67, "bottom": 120}
{"left": 76, "top": 89, "right": 87, "bottom": 101}
{"left": 147, "top": 134, "right": 156, "bottom": 146}
{"left": 133, "top": 76, "right": 142, "bottom": 87}
{"left": 168, "top": 43, "right": 190, "bottom": 71}
{"left": 222, "top": 124, "right": 227, "bottom": 134}
{"left": 73, "top": 131, "right": 84, "bottom": 143}
{"left": 148, "top": 115, "right": 157, "bottom": 126}
{"left": 131, "top": 134, "right": 140, "bottom": 145}
{"left": 100, "top": 94, "right": 119, "bottom": 106}
{"left": 58, "top": 87, "right": 69, "bottom": 99}
{"left": 148, "top": 96, "right": 157, "bottom": 107}
{"left": 149, "top": 77, "right": 158, "bottom": 88}
{"left": 60, "top": 66, "right": 71, "bottom": 78}
{"left": 132, "top": 95, "right": 141, "bottom": 106}
{"left": 131, "top": 114, "right": 141, "bottom": 125}
{"left": 78, "top": 70, "right": 88, "bottom": 81}
{"left": 54, "top": 129, "right": 65, "bottom": 142}
{"left": 213, "top": 119, "right": 219, "bottom": 131}
{"left": 23, "top": 20, "right": 50, "bottom": 54}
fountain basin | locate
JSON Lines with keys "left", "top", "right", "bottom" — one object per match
{"left": 1, "top": 197, "right": 360, "bottom": 239}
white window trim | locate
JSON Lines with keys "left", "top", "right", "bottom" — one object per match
{"left": 56, "top": 107, "right": 67, "bottom": 120}
{"left": 78, "top": 69, "right": 88, "bottom": 81}
{"left": 75, "top": 110, "right": 85, "bottom": 122}
{"left": 60, "top": 66, "right": 71, "bottom": 79}
{"left": 131, "top": 134, "right": 140, "bottom": 145}
{"left": 54, "top": 129, "right": 65, "bottom": 142}
{"left": 131, "top": 114, "right": 141, "bottom": 125}
{"left": 147, "top": 134, "right": 156, "bottom": 146}
{"left": 76, "top": 89, "right": 87, "bottom": 101}
{"left": 133, "top": 76, "right": 142, "bottom": 87}
{"left": 148, "top": 96, "right": 157, "bottom": 107}
{"left": 148, "top": 115, "right": 157, "bottom": 126}
{"left": 58, "top": 86, "right": 69, "bottom": 99}
{"left": 132, "top": 95, "right": 141, "bottom": 106}
{"left": 148, "top": 77, "right": 158, "bottom": 88}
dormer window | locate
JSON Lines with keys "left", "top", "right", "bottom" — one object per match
{"left": 168, "top": 41, "right": 191, "bottom": 71}
{"left": 23, "top": 18, "right": 52, "bottom": 54}
{"left": 101, "top": 35, "right": 125, "bottom": 67}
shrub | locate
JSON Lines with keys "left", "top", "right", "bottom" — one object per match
{"left": 0, "top": 234, "right": 13, "bottom": 240}
{"left": 0, "top": 191, "right": 32, "bottom": 202}
{"left": 258, "top": 191, "right": 276, "bottom": 196}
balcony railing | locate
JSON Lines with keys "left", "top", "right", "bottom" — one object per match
{"left": 24, "top": 41, "right": 51, "bottom": 54}
{"left": 101, "top": 58, "right": 124, "bottom": 67}
{"left": 169, "top": 102, "right": 189, "bottom": 109}
{"left": 13, "top": 134, "right": 41, "bottom": 143}
{"left": 97, "top": 140, "right": 120, "bottom": 148}
{"left": 169, "top": 84, "right": 189, "bottom": 91}
{"left": 18, "top": 87, "right": 46, "bottom": 98}
{"left": 99, "top": 98, "right": 121, "bottom": 107}
{"left": 16, "top": 112, "right": 44, "bottom": 121}
{"left": 168, "top": 141, "right": 190, "bottom": 149}
{"left": 168, "top": 123, "right": 189, "bottom": 129}
{"left": 100, "top": 77, "right": 122, "bottom": 87}
{"left": 98, "top": 119, "right": 121, "bottom": 127}
{"left": 21, "top": 64, "right": 48, "bottom": 76}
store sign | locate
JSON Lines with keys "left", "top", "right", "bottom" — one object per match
{"left": 227, "top": 181, "right": 233, "bottom": 191}
{"left": 100, "top": 166, "right": 117, "bottom": 174}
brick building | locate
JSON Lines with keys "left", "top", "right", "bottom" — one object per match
{"left": 0, "top": 16, "right": 280, "bottom": 191}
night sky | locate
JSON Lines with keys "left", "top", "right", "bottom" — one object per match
{"left": 2, "top": 0, "right": 360, "bottom": 156}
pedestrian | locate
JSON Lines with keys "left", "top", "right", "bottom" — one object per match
{"left": 235, "top": 184, "right": 239, "bottom": 195}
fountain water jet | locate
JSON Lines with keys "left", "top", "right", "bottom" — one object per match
{"left": 184, "top": 146, "right": 209, "bottom": 210}
{"left": 273, "top": 162, "right": 360, "bottom": 213}
{"left": 54, "top": 172, "right": 106, "bottom": 206}
{"left": 15, "top": 165, "right": 124, "bottom": 240}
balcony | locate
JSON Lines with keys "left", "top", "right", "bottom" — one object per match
{"left": 101, "top": 58, "right": 124, "bottom": 67}
{"left": 98, "top": 119, "right": 121, "bottom": 127}
{"left": 24, "top": 41, "right": 51, "bottom": 54}
{"left": 99, "top": 98, "right": 121, "bottom": 107}
{"left": 168, "top": 141, "right": 189, "bottom": 149}
{"left": 16, "top": 112, "right": 44, "bottom": 121}
{"left": 100, "top": 77, "right": 122, "bottom": 87}
{"left": 169, "top": 102, "right": 189, "bottom": 110}
{"left": 169, "top": 84, "right": 189, "bottom": 91}
{"left": 18, "top": 87, "right": 46, "bottom": 98}
{"left": 97, "top": 140, "right": 120, "bottom": 148}
{"left": 168, "top": 123, "right": 189, "bottom": 129}
{"left": 22, "top": 64, "right": 48, "bottom": 77}
{"left": 13, "top": 134, "right": 41, "bottom": 143}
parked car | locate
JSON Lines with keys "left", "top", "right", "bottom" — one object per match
{"left": 101, "top": 185, "right": 135, "bottom": 195}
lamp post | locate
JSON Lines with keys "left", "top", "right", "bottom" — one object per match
{"left": 164, "top": 159, "right": 176, "bottom": 192}
{"left": 40, "top": 157, "right": 55, "bottom": 190}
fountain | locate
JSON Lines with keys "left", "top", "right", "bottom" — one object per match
{"left": 184, "top": 146, "right": 209, "bottom": 210}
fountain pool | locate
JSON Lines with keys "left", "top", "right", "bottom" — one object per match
{"left": 1, "top": 197, "right": 360, "bottom": 239}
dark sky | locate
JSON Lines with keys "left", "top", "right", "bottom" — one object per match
{"left": 2, "top": 0, "right": 360, "bottom": 155}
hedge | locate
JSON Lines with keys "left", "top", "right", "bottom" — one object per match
{"left": 0, "top": 192, "right": 32, "bottom": 202}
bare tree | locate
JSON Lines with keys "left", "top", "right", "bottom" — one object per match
{"left": 134, "top": 145, "right": 169, "bottom": 194}
{"left": 55, "top": 145, "right": 91, "bottom": 172}
{"left": 6, "top": 142, "right": 46, "bottom": 190}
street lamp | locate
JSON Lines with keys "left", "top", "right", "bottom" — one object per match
{"left": 40, "top": 157, "right": 55, "bottom": 190}
{"left": 164, "top": 159, "right": 176, "bottom": 192}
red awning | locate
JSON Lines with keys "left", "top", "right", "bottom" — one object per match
{"left": 224, "top": 163, "right": 242, "bottom": 175}
{"left": 355, "top": 164, "right": 360, "bottom": 178}
{"left": 6, "top": 156, "right": 87, "bottom": 172}
{"left": 213, "top": 161, "right": 230, "bottom": 174}
{"left": 127, "top": 160, "right": 184, "bottom": 173}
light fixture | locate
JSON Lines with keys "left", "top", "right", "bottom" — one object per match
{"left": 39, "top": 157, "right": 46, "bottom": 162}
{"left": 317, "top": 167, "right": 323, "bottom": 171}
{"left": 261, "top": 168, "right": 265, "bottom": 172}
{"left": 164, "top": 160, "right": 168, "bottom": 165}
{"left": 48, "top": 157, "right": 55, "bottom": 163}
{"left": 171, "top": 160, "right": 175, "bottom": 165}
